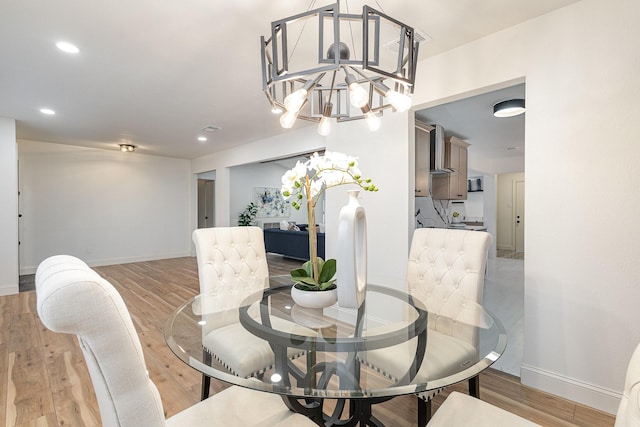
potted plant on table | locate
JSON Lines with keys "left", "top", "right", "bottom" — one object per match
{"left": 280, "top": 151, "right": 377, "bottom": 308}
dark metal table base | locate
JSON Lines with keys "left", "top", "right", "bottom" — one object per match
{"left": 282, "top": 395, "right": 389, "bottom": 427}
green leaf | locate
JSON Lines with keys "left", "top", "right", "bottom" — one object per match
{"left": 301, "top": 260, "right": 314, "bottom": 278}
{"left": 318, "top": 258, "right": 336, "bottom": 284}
{"left": 291, "top": 257, "right": 338, "bottom": 291}
{"left": 318, "top": 280, "right": 337, "bottom": 291}
{"left": 290, "top": 268, "right": 310, "bottom": 279}
{"left": 294, "top": 282, "right": 319, "bottom": 291}
{"left": 293, "top": 277, "right": 320, "bottom": 286}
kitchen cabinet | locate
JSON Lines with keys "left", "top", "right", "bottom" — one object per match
{"left": 415, "top": 123, "right": 431, "bottom": 197}
{"left": 432, "top": 136, "right": 470, "bottom": 200}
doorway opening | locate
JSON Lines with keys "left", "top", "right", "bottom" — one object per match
{"left": 197, "top": 173, "right": 215, "bottom": 228}
{"left": 413, "top": 81, "right": 525, "bottom": 377}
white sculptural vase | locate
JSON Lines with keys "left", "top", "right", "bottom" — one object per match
{"left": 337, "top": 190, "right": 367, "bottom": 308}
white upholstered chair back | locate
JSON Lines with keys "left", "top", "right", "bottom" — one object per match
{"left": 407, "top": 228, "right": 492, "bottom": 342}
{"left": 615, "top": 341, "right": 640, "bottom": 426}
{"left": 192, "top": 226, "right": 269, "bottom": 296}
{"left": 36, "top": 255, "right": 166, "bottom": 427}
{"left": 192, "top": 227, "right": 270, "bottom": 328}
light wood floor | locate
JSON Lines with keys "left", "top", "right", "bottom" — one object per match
{"left": 1, "top": 256, "right": 615, "bottom": 426}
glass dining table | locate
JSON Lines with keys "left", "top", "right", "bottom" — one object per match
{"left": 164, "top": 276, "right": 507, "bottom": 426}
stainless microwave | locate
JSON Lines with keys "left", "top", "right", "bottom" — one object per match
{"left": 468, "top": 177, "right": 483, "bottom": 192}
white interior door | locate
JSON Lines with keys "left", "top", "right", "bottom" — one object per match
{"left": 197, "top": 179, "right": 215, "bottom": 228}
{"left": 515, "top": 180, "right": 525, "bottom": 252}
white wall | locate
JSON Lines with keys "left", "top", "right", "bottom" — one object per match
{"left": 464, "top": 191, "right": 484, "bottom": 221}
{"left": 327, "top": 113, "right": 412, "bottom": 286}
{"left": 410, "top": 0, "right": 640, "bottom": 413}
{"left": 0, "top": 118, "right": 18, "bottom": 295}
{"left": 18, "top": 140, "right": 192, "bottom": 273}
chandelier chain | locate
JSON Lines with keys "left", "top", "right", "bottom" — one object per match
{"left": 374, "top": 0, "right": 386, "bottom": 14}
{"left": 345, "top": 0, "right": 358, "bottom": 61}
{"left": 289, "top": 0, "right": 318, "bottom": 63}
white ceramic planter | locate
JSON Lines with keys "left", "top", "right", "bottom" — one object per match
{"left": 290, "top": 285, "right": 337, "bottom": 309}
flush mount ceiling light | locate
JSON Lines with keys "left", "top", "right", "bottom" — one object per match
{"left": 40, "top": 108, "right": 56, "bottom": 115}
{"left": 260, "top": 2, "right": 421, "bottom": 135}
{"left": 493, "top": 99, "right": 526, "bottom": 118}
{"left": 119, "top": 144, "right": 135, "bottom": 152}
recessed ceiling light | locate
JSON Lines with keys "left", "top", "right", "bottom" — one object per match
{"left": 197, "top": 136, "right": 207, "bottom": 142}
{"left": 40, "top": 108, "right": 56, "bottom": 115}
{"left": 56, "top": 41, "right": 80, "bottom": 54}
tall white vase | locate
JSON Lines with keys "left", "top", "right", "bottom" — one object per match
{"left": 337, "top": 190, "right": 367, "bottom": 308}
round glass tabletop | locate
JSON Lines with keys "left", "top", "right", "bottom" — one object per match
{"left": 164, "top": 278, "right": 506, "bottom": 400}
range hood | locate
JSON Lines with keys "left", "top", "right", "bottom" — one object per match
{"left": 430, "top": 124, "right": 455, "bottom": 174}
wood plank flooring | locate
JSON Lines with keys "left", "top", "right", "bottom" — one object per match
{"left": 1, "top": 255, "right": 615, "bottom": 426}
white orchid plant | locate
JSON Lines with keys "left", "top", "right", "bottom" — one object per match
{"left": 281, "top": 151, "right": 378, "bottom": 291}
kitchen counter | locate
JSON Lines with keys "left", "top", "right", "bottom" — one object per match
{"left": 446, "top": 224, "right": 487, "bottom": 231}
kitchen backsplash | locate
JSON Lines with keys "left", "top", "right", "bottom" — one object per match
{"left": 415, "top": 196, "right": 483, "bottom": 228}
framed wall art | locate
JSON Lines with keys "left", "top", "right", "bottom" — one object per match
{"left": 254, "top": 187, "right": 290, "bottom": 218}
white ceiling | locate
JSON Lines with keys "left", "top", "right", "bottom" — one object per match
{"left": 0, "top": 0, "right": 577, "bottom": 159}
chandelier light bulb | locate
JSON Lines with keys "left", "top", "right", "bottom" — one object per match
{"left": 348, "top": 82, "right": 368, "bottom": 108}
{"left": 279, "top": 110, "right": 298, "bottom": 128}
{"left": 365, "top": 111, "right": 381, "bottom": 131}
{"left": 386, "top": 90, "right": 412, "bottom": 112}
{"left": 271, "top": 105, "right": 283, "bottom": 114}
{"left": 318, "top": 102, "right": 333, "bottom": 136}
{"left": 345, "top": 73, "right": 369, "bottom": 108}
{"left": 284, "top": 88, "right": 308, "bottom": 113}
{"left": 318, "top": 116, "right": 331, "bottom": 136}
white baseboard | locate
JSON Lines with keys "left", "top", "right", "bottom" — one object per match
{"left": 19, "top": 252, "right": 192, "bottom": 275}
{"left": 521, "top": 363, "right": 621, "bottom": 415}
{"left": 0, "top": 282, "right": 19, "bottom": 296}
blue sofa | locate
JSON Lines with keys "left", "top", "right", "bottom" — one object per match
{"left": 263, "top": 227, "right": 325, "bottom": 261}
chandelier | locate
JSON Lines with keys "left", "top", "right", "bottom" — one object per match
{"left": 260, "top": 2, "right": 420, "bottom": 135}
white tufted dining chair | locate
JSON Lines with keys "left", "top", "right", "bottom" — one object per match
{"left": 35, "top": 255, "right": 316, "bottom": 427}
{"left": 614, "top": 339, "right": 640, "bottom": 427}
{"left": 428, "top": 338, "right": 640, "bottom": 426}
{"left": 360, "top": 228, "right": 492, "bottom": 425}
{"left": 426, "top": 391, "right": 541, "bottom": 426}
{"left": 192, "top": 226, "right": 311, "bottom": 400}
